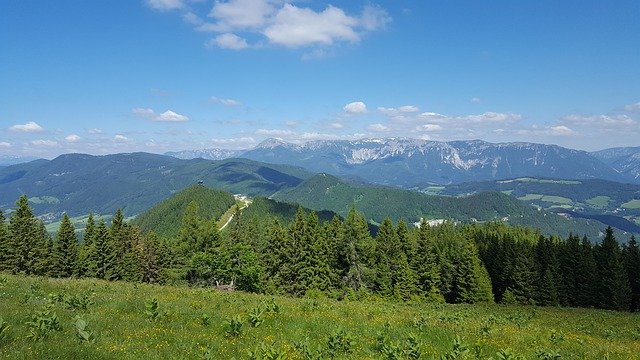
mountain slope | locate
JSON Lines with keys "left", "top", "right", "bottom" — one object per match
{"left": 272, "top": 173, "right": 630, "bottom": 240}
{"left": 592, "top": 146, "right": 640, "bottom": 181}
{"left": 0, "top": 153, "right": 313, "bottom": 220}
{"left": 131, "top": 185, "right": 236, "bottom": 238}
{"left": 165, "top": 148, "right": 243, "bottom": 160}
{"left": 241, "top": 138, "right": 629, "bottom": 187}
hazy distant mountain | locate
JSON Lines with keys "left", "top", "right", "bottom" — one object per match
{"left": 0, "top": 155, "right": 39, "bottom": 166}
{"left": 165, "top": 148, "right": 243, "bottom": 161}
{"left": 241, "top": 138, "right": 629, "bottom": 187}
{"left": 0, "top": 152, "right": 312, "bottom": 220}
{"left": 592, "top": 146, "right": 640, "bottom": 181}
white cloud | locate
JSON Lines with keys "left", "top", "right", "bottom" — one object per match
{"left": 461, "top": 112, "right": 522, "bottom": 123}
{"left": 547, "top": 125, "right": 576, "bottom": 136}
{"left": 9, "top": 121, "right": 44, "bottom": 132}
{"left": 206, "top": 33, "right": 249, "bottom": 50}
{"left": 157, "top": 110, "right": 189, "bottom": 122}
{"left": 264, "top": 4, "right": 359, "bottom": 47}
{"left": 378, "top": 105, "right": 419, "bottom": 116}
{"left": 87, "top": 128, "right": 103, "bottom": 134}
{"left": 256, "top": 129, "right": 295, "bottom": 137}
{"left": 471, "top": 97, "right": 481, "bottom": 104}
{"left": 191, "top": 1, "right": 391, "bottom": 51}
{"left": 207, "top": 0, "right": 275, "bottom": 31}
{"left": 359, "top": 5, "right": 391, "bottom": 31}
{"left": 330, "top": 122, "right": 344, "bottom": 129}
{"left": 416, "top": 124, "right": 443, "bottom": 132}
{"left": 31, "top": 139, "right": 58, "bottom": 147}
{"left": 146, "top": 0, "right": 184, "bottom": 11}
{"left": 210, "top": 96, "right": 242, "bottom": 106}
{"left": 0, "top": 142, "right": 11, "bottom": 148}
{"left": 624, "top": 101, "right": 640, "bottom": 112}
{"left": 114, "top": 134, "right": 130, "bottom": 142}
{"left": 562, "top": 114, "right": 636, "bottom": 126}
{"left": 132, "top": 108, "right": 189, "bottom": 122}
{"left": 65, "top": 134, "right": 81, "bottom": 142}
{"left": 344, "top": 101, "right": 367, "bottom": 114}
{"left": 368, "top": 123, "right": 388, "bottom": 132}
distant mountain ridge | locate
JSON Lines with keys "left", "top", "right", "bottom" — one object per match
{"left": 0, "top": 152, "right": 313, "bottom": 220}
{"left": 592, "top": 146, "right": 640, "bottom": 181}
{"left": 165, "top": 148, "right": 244, "bottom": 160}
{"left": 166, "top": 139, "right": 640, "bottom": 186}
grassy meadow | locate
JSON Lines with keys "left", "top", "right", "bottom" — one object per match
{"left": 0, "top": 273, "right": 639, "bottom": 359}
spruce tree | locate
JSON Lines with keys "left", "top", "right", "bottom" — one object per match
{"left": 139, "top": 231, "right": 163, "bottom": 284}
{"left": 262, "top": 218, "right": 290, "bottom": 294}
{"left": 32, "top": 220, "right": 53, "bottom": 276}
{"left": 94, "top": 219, "right": 116, "bottom": 279}
{"left": 53, "top": 213, "right": 78, "bottom": 277}
{"left": 0, "top": 210, "right": 12, "bottom": 271}
{"left": 393, "top": 253, "right": 419, "bottom": 301}
{"left": 453, "top": 239, "right": 493, "bottom": 304}
{"left": 340, "top": 206, "right": 372, "bottom": 292}
{"left": 8, "top": 195, "right": 39, "bottom": 274}
{"left": 373, "top": 218, "right": 397, "bottom": 295}
{"left": 306, "top": 211, "right": 333, "bottom": 292}
{"left": 574, "top": 237, "right": 597, "bottom": 307}
{"left": 622, "top": 235, "right": 640, "bottom": 311}
{"left": 414, "top": 219, "right": 442, "bottom": 299}
{"left": 595, "top": 227, "right": 631, "bottom": 310}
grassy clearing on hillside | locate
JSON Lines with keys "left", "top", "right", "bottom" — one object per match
{"left": 586, "top": 196, "right": 611, "bottom": 208}
{"left": 517, "top": 194, "right": 573, "bottom": 205}
{"left": 0, "top": 274, "right": 639, "bottom": 359}
{"left": 622, "top": 199, "right": 640, "bottom": 209}
{"left": 498, "top": 178, "right": 581, "bottom": 185}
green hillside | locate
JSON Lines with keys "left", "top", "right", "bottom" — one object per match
{"left": 273, "top": 173, "right": 627, "bottom": 240}
{"left": 131, "top": 185, "right": 236, "bottom": 238}
{"left": 0, "top": 153, "right": 313, "bottom": 221}
{"left": 1, "top": 274, "right": 638, "bottom": 359}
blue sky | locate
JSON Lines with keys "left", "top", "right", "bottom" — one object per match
{"left": 1, "top": 0, "right": 639, "bottom": 158}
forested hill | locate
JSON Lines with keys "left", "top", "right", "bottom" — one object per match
{"left": 131, "top": 185, "right": 236, "bottom": 238}
{"left": 272, "top": 173, "right": 629, "bottom": 240}
{"left": 0, "top": 152, "right": 313, "bottom": 220}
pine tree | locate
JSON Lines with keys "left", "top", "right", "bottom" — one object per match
{"left": 178, "top": 202, "right": 202, "bottom": 258}
{"left": 505, "top": 240, "right": 536, "bottom": 304}
{"left": 453, "top": 239, "right": 493, "bottom": 304}
{"left": 94, "top": 220, "right": 117, "bottom": 280}
{"left": 340, "top": 206, "right": 373, "bottom": 292}
{"left": 0, "top": 210, "right": 12, "bottom": 271}
{"left": 595, "top": 227, "right": 631, "bottom": 310}
{"left": 139, "top": 231, "right": 163, "bottom": 284}
{"left": 574, "top": 237, "right": 597, "bottom": 307}
{"left": 262, "top": 218, "right": 290, "bottom": 294}
{"left": 393, "top": 253, "right": 419, "bottom": 301}
{"left": 31, "top": 220, "right": 53, "bottom": 276}
{"left": 53, "top": 213, "right": 78, "bottom": 277}
{"left": 534, "top": 236, "right": 560, "bottom": 306}
{"left": 306, "top": 211, "right": 333, "bottom": 292}
{"left": 8, "top": 195, "right": 39, "bottom": 274}
{"left": 84, "top": 213, "right": 96, "bottom": 245}
{"left": 414, "top": 219, "right": 442, "bottom": 299}
{"left": 622, "top": 235, "right": 640, "bottom": 311}
{"left": 373, "top": 218, "right": 397, "bottom": 295}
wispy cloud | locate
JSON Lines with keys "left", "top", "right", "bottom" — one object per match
{"left": 0, "top": 142, "right": 11, "bottom": 148}
{"left": 210, "top": 96, "right": 242, "bottom": 106}
{"left": 65, "top": 134, "right": 81, "bottom": 142}
{"left": 31, "top": 139, "right": 58, "bottom": 147}
{"left": 624, "top": 101, "right": 640, "bottom": 112}
{"left": 205, "top": 33, "right": 249, "bottom": 49}
{"left": 9, "top": 121, "right": 44, "bottom": 132}
{"left": 146, "top": 0, "right": 184, "bottom": 11}
{"left": 132, "top": 108, "right": 189, "bottom": 122}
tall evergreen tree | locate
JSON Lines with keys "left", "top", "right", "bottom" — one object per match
{"left": 574, "top": 237, "right": 597, "bottom": 307}
{"left": 373, "top": 218, "right": 397, "bottom": 295}
{"left": 622, "top": 235, "right": 640, "bottom": 311}
{"left": 94, "top": 219, "right": 117, "bottom": 280}
{"left": 414, "top": 219, "right": 442, "bottom": 300}
{"left": 453, "top": 239, "right": 493, "bottom": 303}
{"left": 8, "top": 195, "right": 39, "bottom": 274}
{"left": 0, "top": 210, "right": 12, "bottom": 271}
{"left": 53, "top": 214, "right": 78, "bottom": 277}
{"left": 340, "top": 206, "right": 372, "bottom": 292}
{"left": 595, "top": 227, "right": 631, "bottom": 310}
{"left": 31, "top": 220, "right": 53, "bottom": 276}
{"left": 393, "top": 253, "right": 419, "bottom": 301}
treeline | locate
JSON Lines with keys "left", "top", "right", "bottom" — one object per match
{"left": 1, "top": 194, "right": 639, "bottom": 312}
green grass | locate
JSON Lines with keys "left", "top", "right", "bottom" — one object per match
{"left": 622, "top": 199, "right": 640, "bottom": 209}
{"left": 0, "top": 273, "right": 639, "bottom": 359}
{"left": 44, "top": 214, "right": 111, "bottom": 234}
{"left": 28, "top": 196, "right": 60, "bottom": 205}
{"left": 517, "top": 194, "right": 573, "bottom": 205}
{"left": 586, "top": 196, "right": 611, "bottom": 208}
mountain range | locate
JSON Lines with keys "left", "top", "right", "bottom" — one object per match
{"left": 167, "top": 138, "right": 640, "bottom": 187}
